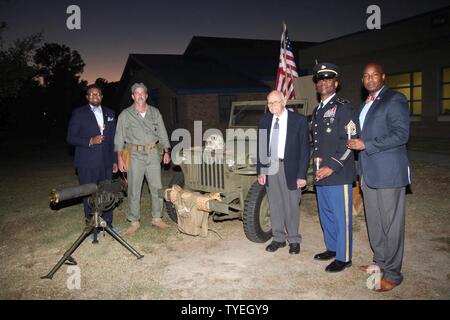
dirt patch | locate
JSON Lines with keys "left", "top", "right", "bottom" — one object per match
{"left": 0, "top": 145, "right": 449, "bottom": 299}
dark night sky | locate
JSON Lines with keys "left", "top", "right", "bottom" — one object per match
{"left": 1, "top": 0, "right": 448, "bottom": 83}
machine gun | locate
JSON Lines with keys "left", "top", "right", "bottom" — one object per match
{"left": 41, "top": 179, "right": 144, "bottom": 280}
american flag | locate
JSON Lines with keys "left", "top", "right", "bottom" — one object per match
{"left": 275, "top": 23, "right": 298, "bottom": 100}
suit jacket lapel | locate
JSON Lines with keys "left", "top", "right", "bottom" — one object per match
{"left": 361, "top": 86, "right": 387, "bottom": 135}
{"left": 264, "top": 113, "right": 273, "bottom": 153}
{"left": 313, "top": 101, "right": 322, "bottom": 118}
{"left": 102, "top": 107, "right": 108, "bottom": 133}
{"left": 325, "top": 95, "right": 336, "bottom": 109}
{"left": 319, "top": 95, "right": 337, "bottom": 117}
{"left": 86, "top": 105, "right": 101, "bottom": 134}
{"left": 285, "top": 111, "right": 291, "bottom": 154}
{"left": 358, "top": 103, "right": 365, "bottom": 116}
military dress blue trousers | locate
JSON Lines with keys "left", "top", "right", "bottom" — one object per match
{"left": 316, "top": 184, "right": 352, "bottom": 262}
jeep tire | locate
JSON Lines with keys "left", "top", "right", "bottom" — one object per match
{"left": 243, "top": 181, "right": 272, "bottom": 243}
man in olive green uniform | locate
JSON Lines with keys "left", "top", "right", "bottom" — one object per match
{"left": 115, "top": 83, "right": 171, "bottom": 235}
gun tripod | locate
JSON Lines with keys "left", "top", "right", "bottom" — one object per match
{"left": 41, "top": 210, "right": 144, "bottom": 279}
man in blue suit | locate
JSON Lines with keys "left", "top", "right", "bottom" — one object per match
{"left": 257, "top": 90, "right": 310, "bottom": 254}
{"left": 67, "top": 84, "right": 118, "bottom": 229}
{"left": 348, "top": 63, "right": 411, "bottom": 292}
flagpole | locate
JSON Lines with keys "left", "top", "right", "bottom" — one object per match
{"left": 282, "top": 22, "right": 288, "bottom": 101}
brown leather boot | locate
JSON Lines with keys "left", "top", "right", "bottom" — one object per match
{"left": 124, "top": 221, "right": 140, "bottom": 236}
{"left": 151, "top": 218, "right": 169, "bottom": 229}
{"left": 375, "top": 278, "right": 397, "bottom": 292}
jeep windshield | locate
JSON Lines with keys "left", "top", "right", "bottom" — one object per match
{"left": 230, "top": 104, "right": 266, "bottom": 127}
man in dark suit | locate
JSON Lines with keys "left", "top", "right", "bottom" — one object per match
{"left": 257, "top": 90, "right": 310, "bottom": 254}
{"left": 311, "top": 62, "right": 357, "bottom": 273}
{"left": 348, "top": 63, "right": 411, "bottom": 292}
{"left": 67, "top": 84, "right": 118, "bottom": 230}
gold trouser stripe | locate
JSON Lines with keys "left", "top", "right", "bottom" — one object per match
{"left": 344, "top": 184, "right": 350, "bottom": 262}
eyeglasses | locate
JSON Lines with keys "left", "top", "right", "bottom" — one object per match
{"left": 87, "top": 93, "right": 102, "bottom": 97}
{"left": 267, "top": 100, "right": 281, "bottom": 106}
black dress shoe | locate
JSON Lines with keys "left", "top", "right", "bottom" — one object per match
{"left": 289, "top": 243, "right": 300, "bottom": 254}
{"left": 265, "top": 241, "right": 286, "bottom": 252}
{"left": 314, "top": 250, "right": 336, "bottom": 261}
{"left": 325, "top": 259, "right": 352, "bottom": 273}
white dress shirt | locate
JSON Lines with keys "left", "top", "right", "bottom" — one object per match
{"left": 90, "top": 104, "right": 104, "bottom": 134}
{"left": 319, "top": 93, "right": 336, "bottom": 110}
{"left": 269, "top": 108, "right": 288, "bottom": 159}
{"left": 359, "top": 86, "right": 384, "bottom": 130}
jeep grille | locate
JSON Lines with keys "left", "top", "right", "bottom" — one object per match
{"left": 186, "top": 163, "right": 225, "bottom": 191}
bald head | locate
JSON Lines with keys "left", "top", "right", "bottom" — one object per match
{"left": 362, "top": 63, "right": 386, "bottom": 94}
{"left": 364, "top": 63, "right": 384, "bottom": 75}
{"left": 268, "top": 90, "right": 284, "bottom": 101}
{"left": 267, "top": 90, "right": 286, "bottom": 117}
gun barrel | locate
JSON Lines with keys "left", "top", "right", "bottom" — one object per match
{"left": 50, "top": 183, "right": 98, "bottom": 204}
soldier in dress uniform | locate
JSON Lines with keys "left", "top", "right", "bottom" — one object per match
{"left": 311, "top": 62, "right": 358, "bottom": 272}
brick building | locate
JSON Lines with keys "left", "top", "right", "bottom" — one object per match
{"left": 115, "top": 37, "right": 315, "bottom": 134}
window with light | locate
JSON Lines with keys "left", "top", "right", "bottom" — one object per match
{"left": 385, "top": 71, "right": 422, "bottom": 116}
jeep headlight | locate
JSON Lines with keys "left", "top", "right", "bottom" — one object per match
{"left": 205, "top": 134, "right": 224, "bottom": 150}
{"left": 226, "top": 158, "right": 236, "bottom": 171}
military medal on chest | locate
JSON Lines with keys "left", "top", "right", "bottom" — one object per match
{"left": 323, "top": 106, "right": 336, "bottom": 130}
{"left": 324, "top": 106, "right": 337, "bottom": 117}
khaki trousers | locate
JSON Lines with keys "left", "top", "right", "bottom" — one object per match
{"left": 127, "top": 150, "right": 162, "bottom": 222}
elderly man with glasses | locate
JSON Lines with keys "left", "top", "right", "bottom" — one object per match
{"left": 257, "top": 90, "right": 310, "bottom": 255}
